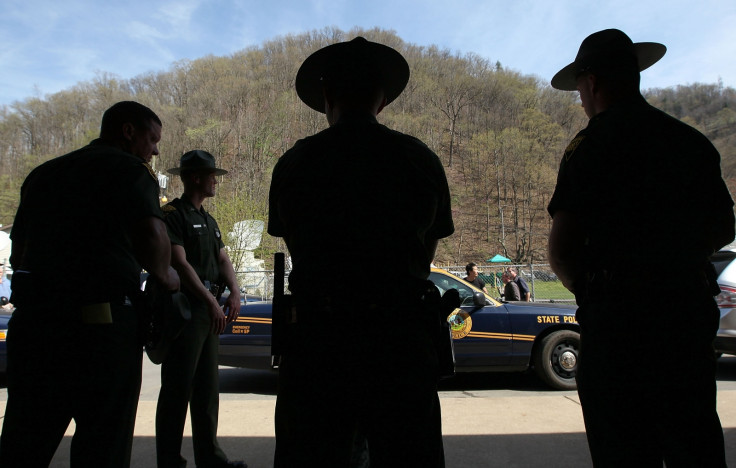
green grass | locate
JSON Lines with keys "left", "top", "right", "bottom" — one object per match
{"left": 531, "top": 281, "right": 575, "bottom": 302}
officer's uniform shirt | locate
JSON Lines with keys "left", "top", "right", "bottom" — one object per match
{"left": 268, "top": 112, "right": 454, "bottom": 296}
{"left": 547, "top": 95, "right": 734, "bottom": 273}
{"left": 11, "top": 139, "right": 161, "bottom": 303}
{"left": 162, "top": 195, "right": 223, "bottom": 287}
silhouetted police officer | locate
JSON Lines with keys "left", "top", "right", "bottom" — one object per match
{"left": 269, "top": 37, "right": 454, "bottom": 467}
{"left": 0, "top": 101, "right": 180, "bottom": 467}
{"left": 548, "top": 29, "right": 734, "bottom": 466}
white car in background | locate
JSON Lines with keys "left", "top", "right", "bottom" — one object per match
{"left": 712, "top": 249, "right": 736, "bottom": 356}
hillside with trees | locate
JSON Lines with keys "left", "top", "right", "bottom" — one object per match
{"left": 1, "top": 27, "right": 735, "bottom": 270}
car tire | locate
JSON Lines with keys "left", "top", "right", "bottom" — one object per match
{"left": 533, "top": 330, "right": 579, "bottom": 390}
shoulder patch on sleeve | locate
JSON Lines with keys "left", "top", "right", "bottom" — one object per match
{"left": 564, "top": 136, "right": 585, "bottom": 161}
{"left": 142, "top": 162, "right": 157, "bottom": 181}
{"left": 162, "top": 204, "right": 177, "bottom": 213}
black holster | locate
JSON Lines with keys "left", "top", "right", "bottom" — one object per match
{"left": 271, "top": 293, "right": 292, "bottom": 369}
{"left": 271, "top": 252, "right": 289, "bottom": 369}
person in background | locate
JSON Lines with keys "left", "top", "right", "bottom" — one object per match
{"left": 547, "top": 29, "right": 733, "bottom": 466}
{"left": 0, "top": 101, "right": 179, "bottom": 467}
{"left": 0, "top": 263, "right": 10, "bottom": 306}
{"left": 268, "top": 37, "right": 454, "bottom": 467}
{"left": 463, "top": 262, "right": 488, "bottom": 293}
{"left": 506, "top": 267, "right": 530, "bottom": 301}
{"left": 156, "top": 150, "right": 245, "bottom": 468}
{"left": 502, "top": 272, "right": 520, "bottom": 301}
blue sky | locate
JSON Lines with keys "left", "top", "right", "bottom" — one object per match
{"left": 1, "top": 0, "right": 735, "bottom": 107}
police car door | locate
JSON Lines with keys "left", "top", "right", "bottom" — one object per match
{"left": 430, "top": 271, "right": 512, "bottom": 369}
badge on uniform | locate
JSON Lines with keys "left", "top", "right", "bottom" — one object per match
{"left": 142, "top": 162, "right": 157, "bottom": 181}
{"left": 564, "top": 135, "right": 585, "bottom": 161}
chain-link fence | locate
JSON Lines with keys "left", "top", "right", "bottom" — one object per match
{"left": 443, "top": 264, "right": 575, "bottom": 303}
{"left": 237, "top": 263, "right": 575, "bottom": 303}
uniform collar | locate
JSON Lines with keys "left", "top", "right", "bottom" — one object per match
{"left": 87, "top": 138, "right": 140, "bottom": 159}
{"left": 590, "top": 94, "right": 648, "bottom": 123}
{"left": 180, "top": 194, "right": 208, "bottom": 216}
{"left": 335, "top": 111, "right": 379, "bottom": 126}
{"left": 88, "top": 138, "right": 125, "bottom": 153}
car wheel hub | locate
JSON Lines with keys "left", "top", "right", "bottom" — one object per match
{"left": 558, "top": 350, "right": 577, "bottom": 371}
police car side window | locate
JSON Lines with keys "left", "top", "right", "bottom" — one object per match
{"left": 429, "top": 273, "right": 475, "bottom": 304}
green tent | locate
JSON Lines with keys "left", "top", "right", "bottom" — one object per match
{"left": 487, "top": 254, "right": 511, "bottom": 263}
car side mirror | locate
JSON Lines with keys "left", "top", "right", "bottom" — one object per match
{"left": 473, "top": 292, "right": 486, "bottom": 307}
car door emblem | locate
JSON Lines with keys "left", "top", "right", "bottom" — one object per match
{"left": 448, "top": 309, "right": 472, "bottom": 339}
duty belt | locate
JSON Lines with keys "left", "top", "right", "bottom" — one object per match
{"left": 288, "top": 291, "right": 429, "bottom": 325}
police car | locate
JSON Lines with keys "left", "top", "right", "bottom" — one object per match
{"left": 218, "top": 268, "right": 581, "bottom": 390}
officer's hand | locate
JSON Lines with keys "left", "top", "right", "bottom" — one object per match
{"left": 223, "top": 290, "right": 240, "bottom": 324}
{"left": 207, "top": 297, "right": 227, "bottom": 335}
{"left": 160, "top": 266, "right": 181, "bottom": 292}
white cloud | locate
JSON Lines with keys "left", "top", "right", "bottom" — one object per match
{"left": 156, "top": 0, "right": 200, "bottom": 28}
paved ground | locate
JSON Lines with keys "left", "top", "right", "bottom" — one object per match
{"left": 1, "top": 357, "right": 735, "bottom": 467}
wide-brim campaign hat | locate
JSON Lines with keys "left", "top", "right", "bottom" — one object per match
{"left": 142, "top": 275, "right": 192, "bottom": 365}
{"left": 167, "top": 149, "right": 228, "bottom": 176}
{"left": 295, "top": 36, "right": 410, "bottom": 113}
{"left": 551, "top": 29, "right": 666, "bottom": 91}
